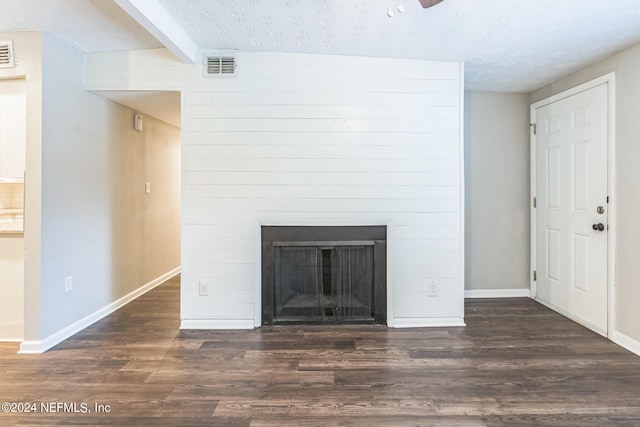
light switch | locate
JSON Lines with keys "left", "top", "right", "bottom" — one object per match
{"left": 199, "top": 281, "right": 209, "bottom": 296}
{"left": 65, "top": 276, "right": 73, "bottom": 292}
{"left": 428, "top": 280, "right": 439, "bottom": 297}
{"left": 134, "top": 113, "right": 143, "bottom": 131}
{"left": 145, "top": 182, "right": 151, "bottom": 194}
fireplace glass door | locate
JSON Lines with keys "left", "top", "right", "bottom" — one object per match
{"left": 273, "top": 244, "right": 374, "bottom": 323}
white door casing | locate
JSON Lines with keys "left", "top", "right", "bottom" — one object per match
{"left": 532, "top": 81, "right": 610, "bottom": 337}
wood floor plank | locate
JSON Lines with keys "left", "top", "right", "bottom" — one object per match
{"left": 251, "top": 416, "right": 487, "bottom": 427}
{"left": 1, "top": 276, "right": 640, "bottom": 425}
{"left": 213, "top": 397, "right": 438, "bottom": 417}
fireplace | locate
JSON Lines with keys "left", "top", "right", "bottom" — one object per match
{"left": 261, "top": 226, "right": 387, "bottom": 325}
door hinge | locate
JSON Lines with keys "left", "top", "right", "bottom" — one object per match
{"left": 530, "top": 123, "right": 537, "bottom": 135}
{"left": 533, "top": 270, "right": 537, "bottom": 281}
{"left": 533, "top": 197, "right": 537, "bottom": 208}
{"left": 607, "top": 196, "right": 609, "bottom": 203}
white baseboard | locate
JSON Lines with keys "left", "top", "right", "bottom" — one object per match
{"left": 180, "top": 319, "right": 255, "bottom": 330}
{"left": 18, "top": 340, "right": 44, "bottom": 354}
{"left": 465, "top": 288, "right": 530, "bottom": 298}
{"left": 181, "top": 318, "right": 466, "bottom": 330}
{"left": 393, "top": 317, "right": 466, "bottom": 328}
{"left": 612, "top": 331, "right": 640, "bottom": 357}
{"left": 19, "top": 266, "right": 181, "bottom": 354}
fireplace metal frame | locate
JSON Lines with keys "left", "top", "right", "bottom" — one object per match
{"left": 261, "top": 226, "right": 387, "bottom": 325}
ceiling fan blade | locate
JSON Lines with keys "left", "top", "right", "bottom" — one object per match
{"left": 418, "top": 0, "right": 444, "bottom": 8}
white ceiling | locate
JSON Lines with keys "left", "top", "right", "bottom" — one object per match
{"left": 2, "top": 0, "right": 640, "bottom": 122}
{"left": 96, "top": 91, "right": 181, "bottom": 128}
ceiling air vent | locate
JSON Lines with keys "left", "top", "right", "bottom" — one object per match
{"left": 204, "top": 56, "right": 236, "bottom": 77}
{"left": 0, "top": 41, "right": 15, "bottom": 68}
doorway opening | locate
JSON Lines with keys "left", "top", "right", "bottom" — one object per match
{"left": 92, "top": 90, "right": 182, "bottom": 314}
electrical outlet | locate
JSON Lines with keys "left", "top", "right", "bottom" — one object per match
{"left": 428, "top": 280, "right": 439, "bottom": 297}
{"left": 64, "top": 276, "right": 73, "bottom": 292}
{"left": 198, "top": 281, "right": 209, "bottom": 296}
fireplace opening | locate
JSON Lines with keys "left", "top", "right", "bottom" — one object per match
{"left": 322, "top": 249, "right": 332, "bottom": 299}
{"left": 262, "top": 226, "right": 386, "bottom": 325}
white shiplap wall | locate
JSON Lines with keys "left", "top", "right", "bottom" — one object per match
{"left": 84, "top": 49, "right": 465, "bottom": 328}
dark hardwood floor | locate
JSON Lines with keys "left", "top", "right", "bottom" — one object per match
{"left": 2, "top": 276, "right": 640, "bottom": 426}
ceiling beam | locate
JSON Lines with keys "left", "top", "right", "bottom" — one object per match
{"left": 113, "top": 0, "right": 197, "bottom": 64}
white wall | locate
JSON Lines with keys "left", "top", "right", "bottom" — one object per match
{"left": 17, "top": 34, "right": 181, "bottom": 351}
{"left": 531, "top": 41, "right": 640, "bottom": 347}
{"left": 85, "top": 49, "right": 465, "bottom": 328}
{"left": 464, "top": 91, "right": 530, "bottom": 293}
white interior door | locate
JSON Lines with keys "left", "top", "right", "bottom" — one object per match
{"left": 534, "top": 83, "right": 608, "bottom": 336}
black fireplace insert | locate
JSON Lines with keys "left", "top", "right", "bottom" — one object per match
{"left": 261, "top": 226, "right": 386, "bottom": 325}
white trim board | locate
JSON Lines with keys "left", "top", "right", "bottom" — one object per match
{"left": 464, "top": 289, "right": 530, "bottom": 299}
{"left": 457, "top": 62, "right": 467, "bottom": 322}
{"left": 394, "top": 318, "right": 466, "bottom": 328}
{"left": 612, "top": 331, "right": 640, "bottom": 357}
{"left": 18, "top": 267, "right": 181, "bottom": 354}
{"left": 112, "top": 0, "right": 197, "bottom": 63}
{"left": 180, "top": 319, "right": 254, "bottom": 330}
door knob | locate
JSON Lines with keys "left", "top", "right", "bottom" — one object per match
{"left": 592, "top": 223, "right": 605, "bottom": 231}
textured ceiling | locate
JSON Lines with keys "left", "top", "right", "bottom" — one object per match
{"left": 0, "top": 0, "right": 162, "bottom": 52}
{"left": 2, "top": 0, "right": 640, "bottom": 92}
{"left": 157, "top": 0, "right": 640, "bottom": 92}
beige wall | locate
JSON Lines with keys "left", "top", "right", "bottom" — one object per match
{"left": 531, "top": 42, "right": 640, "bottom": 343}
{"left": 0, "top": 236, "right": 23, "bottom": 340}
{"left": 110, "top": 109, "right": 181, "bottom": 297}
{"left": 0, "top": 32, "right": 44, "bottom": 344}
{"left": 19, "top": 33, "right": 181, "bottom": 346}
{"left": 464, "top": 91, "right": 531, "bottom": 291}
{"left": 0, "top": 182, "right": 24, "bottom": 341}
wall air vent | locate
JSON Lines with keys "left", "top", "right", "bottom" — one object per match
{"left": 204, "top": 56, "right": 236, "bottom": 77}
{"left": 0, "top": 41, "right": 15, "bottom": 68}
